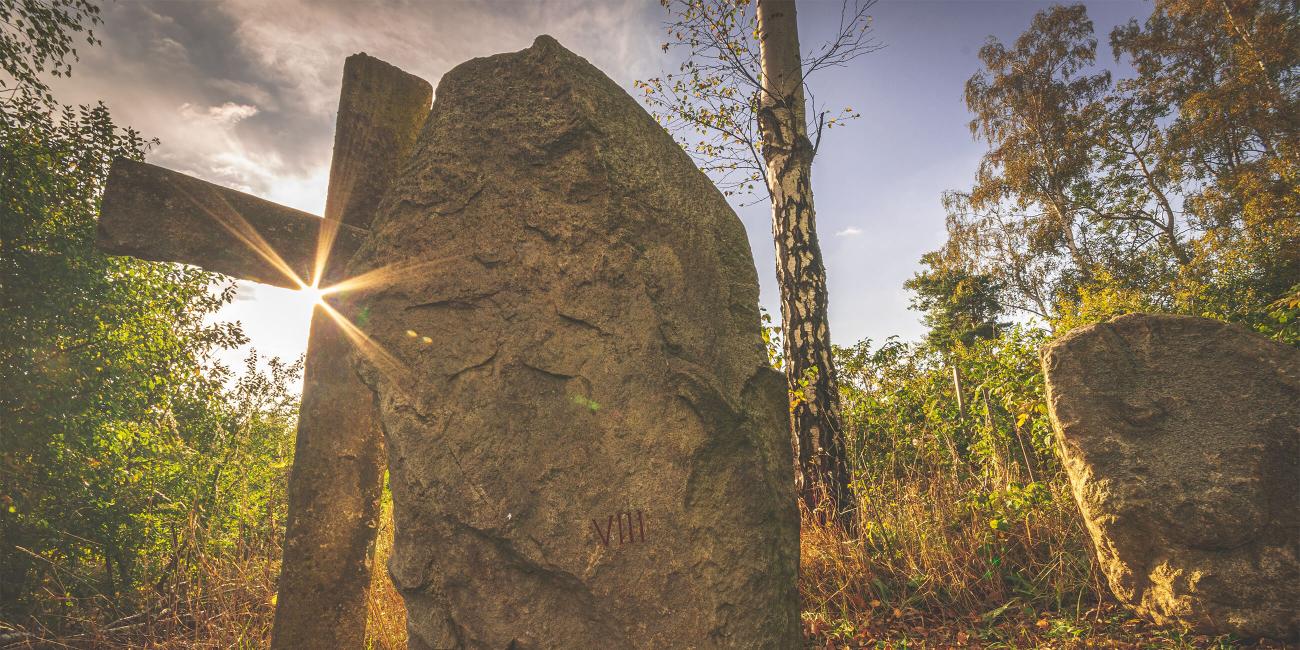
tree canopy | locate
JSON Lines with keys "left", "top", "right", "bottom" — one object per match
{"left": 0, "top": 2, "right": 299, "bottom": 622}
{"left": 924, "top": 0, "right": 1299, "bottom": 344}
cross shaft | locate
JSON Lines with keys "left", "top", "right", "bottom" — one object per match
{"left": 95, "top": 53, "right": 432, "bottom": 649}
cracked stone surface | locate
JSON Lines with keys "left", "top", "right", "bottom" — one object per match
{"left": 1043, "top": 314, "right": 1300, "bottom": 641}
{"left": 346, "top": 35, "right": 800, "bottom": 648}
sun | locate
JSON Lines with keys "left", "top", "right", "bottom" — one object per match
{"left": 300, "top": 283, "right": 327, "bottom": 306}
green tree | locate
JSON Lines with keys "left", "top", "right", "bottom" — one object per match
{"left": 1108, "top": 0, "right": 1300, "bottom": 339}
{"left": 905, "top": 249, "right": 1004, "bottom": 433}
{"left": 957, "top": 4, "right": 1111, "bottom": 311}
{"left": 934, "top": 1, "right": 1299, "bottom": 341}
{"left": 1, "top": 0, "right": 102, "bottom": 110}
{"left": 0, "top": 0, "right": 301, "bottom": 618}
{"left": 636, "top": 0, "right": 879, "bottom": 526}
{"left": 905, "top": 251, "right": 1004, "bottom": 352}
{"left": 1, "top": 2, "right": 305, "bottom": 640}
{"left": 0, "top": 88, "right": 247, "bottom": 607}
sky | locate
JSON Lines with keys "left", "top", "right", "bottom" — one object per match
{"left": 52, "top": 0, "right": 1151, "bottom": 377}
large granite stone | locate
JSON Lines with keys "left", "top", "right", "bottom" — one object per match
{"left": 346, "top": 36, "right": 800, "bottom": 648}
{"left": 1043, "top": 313, "right": 1300, "bottom": 640}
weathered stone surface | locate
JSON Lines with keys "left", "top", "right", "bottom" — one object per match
{"left": 347, "top": 36, "right": 800, "bottom": 648}
{"left": 1042, "top": 313, "right": 1300, "bottom": 640}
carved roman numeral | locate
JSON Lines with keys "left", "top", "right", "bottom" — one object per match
{"left": 591, "top": 510, "right": 647, "bottom": 547}
{"left": 592, "top": 515, "right": 614, "bottom": 547}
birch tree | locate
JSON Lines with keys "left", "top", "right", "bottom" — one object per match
{"left": 636, "top": 0, "right": 879, "bottom": 525}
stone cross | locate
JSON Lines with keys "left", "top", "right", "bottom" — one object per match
{"left": 95, "top": 54, "right": 431, "bottom": 649}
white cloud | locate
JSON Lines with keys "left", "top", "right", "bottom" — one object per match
{"left": 179, "top": 101, "right": 259, "bottom": 124}
{"left": 217, "top": 0, "right": 663, "bottom": 117}
{"left": 835, "top": 226, "right": 863, "bottom": 237}
{"left": 151, "top": 37, "right": 188, "bottom": 62}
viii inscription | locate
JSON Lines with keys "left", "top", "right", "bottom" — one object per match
{"left": 592, "top": 511, "right": 646, "bottom": 547}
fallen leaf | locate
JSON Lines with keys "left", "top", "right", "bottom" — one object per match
{"left": 805, "top": 618, "right": 827, "bottom": 637}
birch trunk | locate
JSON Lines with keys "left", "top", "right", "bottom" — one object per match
{"left": 757, "top": 0, "right": 853, "bottom": 527}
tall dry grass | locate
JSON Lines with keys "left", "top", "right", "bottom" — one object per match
{"left": 364, "top": 497, "right": 406, "bottom": 649}
{"left": 1, "top": 513, "right": 280, "bottom": 648}
{"left": 800, "top": 470, "right": 1104, "bottom": 630}
{"left": 5, "top": 478, "right": 1265, "bottom": 649}
{"left": 1, "top": 506, "right": 412, "bottom": 649}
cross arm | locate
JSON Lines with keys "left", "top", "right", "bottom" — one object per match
{"left": 97, "top": 158, "right": 366, "bottom": 289}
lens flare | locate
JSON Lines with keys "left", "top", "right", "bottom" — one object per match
{"left": 319, "top": 253, "right": 468, "bottom": 296}
{"left": 315, "top": 299, "right": 411, "bottom": 389}
{"left": 173, "top": 172, "right": 424, "bottom": 397}
{"left": 167, "top": 176, "right": 310, "bottom": 291}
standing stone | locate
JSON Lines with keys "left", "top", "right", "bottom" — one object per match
{"left": 346, "top": 36, "right": 800, "bottom": 648}
{"left": 1042, "top": 313, "right": 1300, "bottom": 641}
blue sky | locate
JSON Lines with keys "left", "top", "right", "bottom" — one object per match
{"left": 788, "top": 0, "right": 1146, "bottom": 346}
{"left": 53, "top": 0, "right": 1150, "bottom": 375}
